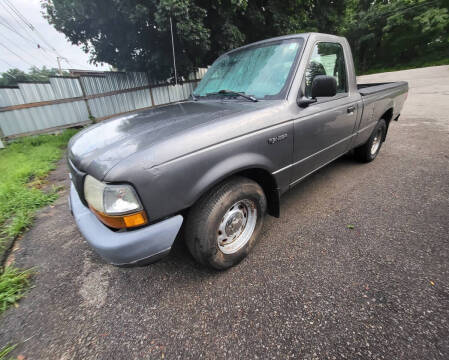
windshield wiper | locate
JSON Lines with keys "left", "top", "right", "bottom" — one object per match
{"left": 207, "top": 90, "right": 258, "bottom": 102}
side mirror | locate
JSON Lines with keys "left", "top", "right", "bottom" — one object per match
{"left": 311, "top": 75, "right": 337, "bottom": 98}
{"left": 297, "top": 97, "right": 317, "bottom": 108}
{"left": 297, "top": 75, "right": 337, "bottom": 108}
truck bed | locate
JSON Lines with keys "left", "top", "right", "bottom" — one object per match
{"left": 357, "top": 81, "right": 408, "bottom": 96}
{"left": 353, "top": 79, "right": 408, "bottom": 151}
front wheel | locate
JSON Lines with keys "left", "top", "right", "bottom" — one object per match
{"left": 185, "top": 177, "right": 267, "bottom": 269}
{"left": 354, "top": 119, "right": 387, "bottom": 163}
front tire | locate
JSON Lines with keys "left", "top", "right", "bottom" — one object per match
{"left": 185, "top": 177, "right": 267, "bottom": 270}
{"left": 354, "top": 119, "right": 387, "bottom": 163}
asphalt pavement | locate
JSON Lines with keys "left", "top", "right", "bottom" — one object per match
{"left": 0, "top": 66, "right": 448, "bottom": 359}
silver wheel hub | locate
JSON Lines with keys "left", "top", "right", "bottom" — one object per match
{"left": 217, "top": 199, "right": 257, "bottom": 255}
{"left": 225, "top": 212, "right": 244, "bottom": 236}
{"left": 371, "top": 129, "right": 382, "bottom": 156}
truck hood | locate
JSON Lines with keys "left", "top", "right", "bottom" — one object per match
{"left": 68, "top": 100, "right": 278, "bottom": 180}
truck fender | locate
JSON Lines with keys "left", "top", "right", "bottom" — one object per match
{"left": 186, "top": 152, "right": 279, "bottom": 215}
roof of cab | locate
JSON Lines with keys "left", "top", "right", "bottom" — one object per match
{"left": 225, "top": 33, "right": 346, "bottom": 55}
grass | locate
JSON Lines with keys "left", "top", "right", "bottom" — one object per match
{"left": 359, "top": 56, "right": 449, "bottom": 75}
{"left": 0, "top": 129, "right": 77, "bottom": 320}
{"left": 0, "top": 343, "right": 17, "bottom": 360}
{"left": 0, "top": 267, "right": 32, "bottom": 314}
{"left": 0, "top": 129, "right": 77, "bottom": 360}
{"left": 0, "top": 129, "right": 77, "bottom": 260}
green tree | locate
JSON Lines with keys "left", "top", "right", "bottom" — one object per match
{"left": 41, "top": 0, "right": 448, "bottom": 78}
{"left": 42, "top": 0, "right": 348, "bottom": 80}
{"left": 0, "top": 66, "right": 66, "bottom": 86}
{"left": 0, "top": 68, "right": 28, "bottom": 86}
{"left": 42, "top": 0, "right": 211, "bottom": 81}
{"left": 343, "top": 0, "right": 449, "bottom": 72}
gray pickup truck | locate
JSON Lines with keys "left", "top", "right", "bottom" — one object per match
{"left": 69, "top": 33, "right": 408, "bottom": 269}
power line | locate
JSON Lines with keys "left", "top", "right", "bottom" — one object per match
{"left": 0, "top": 57, "right": 14, "bottom": 69}
{"left": 0, "top": 2, "right": 50, "bottom": 52}
{"left": 0, "top": 16, "right": 58, "bottom": 65}
{"left": 0, "top": 67, "right": 17, "bottom": 80}
{"left": 0, "top": 14, "right": 18, "bottom": 33}
{"left": 0, "top": 1, "right": 58, "bottom": 66}
{"left": 0, "top": 41, "right": 37, "bottom": 67}
{"left": 0, "top": 1, "right": 90, "bottom": 71}
{"left": 0, "top": 1, "right": 108, "bottom": 72}
{"left": 0, "top": 31, "right": 57, "bottom": 67}
{"left": 3, "top": 0, "right": 63, "bottom": 57}
{"left": 0, "top": 16, "right": 51, "bottom": 54}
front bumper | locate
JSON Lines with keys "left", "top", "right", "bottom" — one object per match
{"left": 69, "top": 182, "right": 183, "bottom": 266}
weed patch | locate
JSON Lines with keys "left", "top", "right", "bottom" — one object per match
{"left": 0, "top": 129, "right": 77, "bottom": 261}
{"left": 0, "top": 267, "right": 33, "bottom": 314}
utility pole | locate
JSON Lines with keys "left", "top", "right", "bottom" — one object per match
{"left": 169, "top": 16, "right": 178, "bottom": 86}
{"left": 57, "top": 56, "right": 63, "bottom": 76}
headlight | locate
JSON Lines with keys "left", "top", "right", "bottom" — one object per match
{"left": 84, "top": 175, "right": 147, "bottom": 229}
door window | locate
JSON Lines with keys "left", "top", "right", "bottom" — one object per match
{"left": 304, "top": 42, "right": 347, "bottom": 98}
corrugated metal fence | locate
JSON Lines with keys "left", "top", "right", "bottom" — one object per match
{"left": 0, "top": 68, "right": 207, "bottom": 139}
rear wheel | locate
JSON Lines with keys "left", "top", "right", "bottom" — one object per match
{"left": 354, "top": 119, "right": 387, "bottom": 162}
{"left": 185, "top": 177, "right": 267, "bottom": 269}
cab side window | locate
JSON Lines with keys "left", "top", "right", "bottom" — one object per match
{"left": 304, "top": 42, "right": 347, "bottom": 98}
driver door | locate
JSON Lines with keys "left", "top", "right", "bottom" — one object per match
{"left": 291, "top": 41, "right": 360, "bottom": 185}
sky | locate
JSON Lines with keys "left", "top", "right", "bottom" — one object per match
{"left": 0, "top": 0, "right": 110, "bottom": 73}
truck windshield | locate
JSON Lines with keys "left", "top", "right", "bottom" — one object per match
{"left": 193, "top": 39, "right": 303, "bottom": 100}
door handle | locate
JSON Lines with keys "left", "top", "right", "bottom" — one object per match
{"left": 347, "top": 106, "right": 356, "bottom": 114}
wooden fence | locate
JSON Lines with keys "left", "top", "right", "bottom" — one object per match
{"left": 0, "top": 69, "right": 207, "bottom": 139}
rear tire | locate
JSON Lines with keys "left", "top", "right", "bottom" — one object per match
{"left": 354, "top": 119, "right": 387, "bottom": 163}
{"left": 185, "top": 177, "right": 267, "bottom": 270}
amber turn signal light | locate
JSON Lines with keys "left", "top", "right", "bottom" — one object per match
{"left": 89, "top": 206, "right": 148, "bottom": 229}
